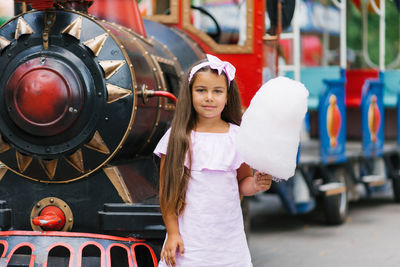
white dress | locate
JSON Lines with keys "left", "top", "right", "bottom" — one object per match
{"left": 154, "top": 123, "right": 252, "bottom": 267}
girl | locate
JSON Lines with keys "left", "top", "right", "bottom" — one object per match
{"left": 154, "top": 54, "right": 272, "bottom": 267}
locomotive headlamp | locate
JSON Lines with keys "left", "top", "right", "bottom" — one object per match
{"left": 5, "top": 57, "right": 84, "bottom": 136}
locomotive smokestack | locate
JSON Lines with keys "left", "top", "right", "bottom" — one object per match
{"left": 17, "top": 0, "right": 94, "bottom": 12}
{"left": 89, "top": 0, "right": 146, "bottom": 37}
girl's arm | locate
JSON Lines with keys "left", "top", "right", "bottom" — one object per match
{"left": 237, "top": 163, "right": 272, "bottom": 196}
{"left": 159, "top": 155, "right": 184, "bottom": 267}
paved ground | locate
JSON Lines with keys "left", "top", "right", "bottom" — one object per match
{"left": 248, "top": 190, "right": 400, "bottom": 267}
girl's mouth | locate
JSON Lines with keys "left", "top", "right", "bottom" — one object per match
{"left": 203, "top": 106, "right": 215, "bottom": 109}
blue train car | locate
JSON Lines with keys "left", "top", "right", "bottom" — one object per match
{"left": 268, "top": 66, "right": 400, "bottom": 225}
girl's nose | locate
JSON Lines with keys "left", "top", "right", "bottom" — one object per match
{"left": 206, "top": 91, "right": 213, "bottom": 101}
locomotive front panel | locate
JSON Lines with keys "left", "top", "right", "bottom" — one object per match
{"left": 0, "top": 7, "right": 203, "bottom": 236}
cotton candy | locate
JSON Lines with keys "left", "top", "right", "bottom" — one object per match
{"left": 236, "top": 76, "right": 309, "bottom": 180}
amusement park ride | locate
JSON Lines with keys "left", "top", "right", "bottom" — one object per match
{"left": 0, "top": 0, "right": 399, "bottom": 266}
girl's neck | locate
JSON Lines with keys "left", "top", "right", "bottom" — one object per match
{"left": 194, "top": 118, "right": 229, "bottom": 133}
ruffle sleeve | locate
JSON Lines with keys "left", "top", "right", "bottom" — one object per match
{"left": 153, "top": 128, "right": 171, "bottom": 157}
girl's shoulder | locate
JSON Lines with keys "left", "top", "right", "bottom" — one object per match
{"left": 228, "top": 123, "right": 240, "bottom": 133}
{"left": 153, "top": 128, "right": 171, "bottom": 157}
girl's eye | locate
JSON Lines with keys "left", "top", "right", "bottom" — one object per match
{"left": 196, "top": 89, "right": 206, "bottom": 92}
{"left": 215, "top": 89, "right": 223, "bottom": 93}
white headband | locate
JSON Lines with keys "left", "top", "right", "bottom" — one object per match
{"left": 188, "top": 54, "right": 236, "bottom": 86}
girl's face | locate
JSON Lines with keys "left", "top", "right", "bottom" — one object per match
{"left": 191, "top": 70, "right": 228, "bottom": 122}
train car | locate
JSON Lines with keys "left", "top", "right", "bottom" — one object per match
{"left": 270, "top": 0, "right": 400, "bottom": 225}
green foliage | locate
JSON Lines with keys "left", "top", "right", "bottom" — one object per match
{"left": 347, "top": 0, "right": 400, "bottom": 69}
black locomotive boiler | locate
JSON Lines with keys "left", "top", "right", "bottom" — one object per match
{"left": 0, "top": 0, "right": 203, "bottom": 265}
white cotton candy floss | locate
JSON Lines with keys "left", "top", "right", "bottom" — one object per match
{"left": 236, "top": 76, "right": 309, "bottom": 180}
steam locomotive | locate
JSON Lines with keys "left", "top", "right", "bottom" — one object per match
{"left": 3, "top": 0, "right": 397, "bottom": 265}
{"left": 0, "top": 0, "right": 211, "bottom": 265}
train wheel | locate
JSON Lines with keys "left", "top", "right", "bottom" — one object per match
{"left": 387, "top": 154, "right": 400, "bottom": 203}
{"left": 392, "top": 175, "right": 400, "bottom": 203}
{"left": 323, "top": 168, "right": 348, "bottom": 225}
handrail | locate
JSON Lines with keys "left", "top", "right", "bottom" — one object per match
{"left": 362, "top": 0, "right": 386, "bottom": 71}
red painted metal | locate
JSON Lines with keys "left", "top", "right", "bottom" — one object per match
{"left": 17, "top": 0, "right": 94, "bottom": 10}
{"left": 32, "top": 206, "right": 66, "bottom": 231}
{"left": 154, "top": 91, "right": 177, "bottom": 103}
{"left": 280, "top": 35, "right": 323, "bottom": 67}
{"left": 0, "top": 233, "right": 160, "bottom": 267}
{"left": 131, "top": 243, "right": 158, "bottom": 267}
{"left": 5, "top": 57, "right": 84, "bottom": 136}
{"left": 77, "top": 241, "right": 106, "bottom": 267}
{"left": 0, "top": 240, "right": 8, "bottom": 258}
{"left": 345, "top": 69, "right": 379, "bottom": 107}
{"left": 106, "top": 244, "right": 134, "bottom": 267}
{"left": 5, "top": 242, "right": 35, "bottom": 267}
{"left": 0, "top": 231, "right": 144, "bottom": 242}
{"left": 42, "top": 242, "right": 74, "bottom": 267}
{"left": 89, "top": 0, "right": 146, "bottom": 37}
{"left": 17, "top": 0, "right": 54, "bottom": 10}
{"left": 13, "top": 69, "right": 68, "bottom": 124}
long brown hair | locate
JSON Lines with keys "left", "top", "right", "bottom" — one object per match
{"left": 159, "top": 60, "right": 243, "bottom": 216}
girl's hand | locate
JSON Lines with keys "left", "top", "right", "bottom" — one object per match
{"left": 161, "top": 233, "right": 184, "bottom": 267}
{"left": 254, "top": 171, "right": 272, "bottom": 192}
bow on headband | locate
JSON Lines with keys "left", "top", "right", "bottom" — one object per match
{"left": 188, "top": 54, "right": 236, "bottom": 86}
